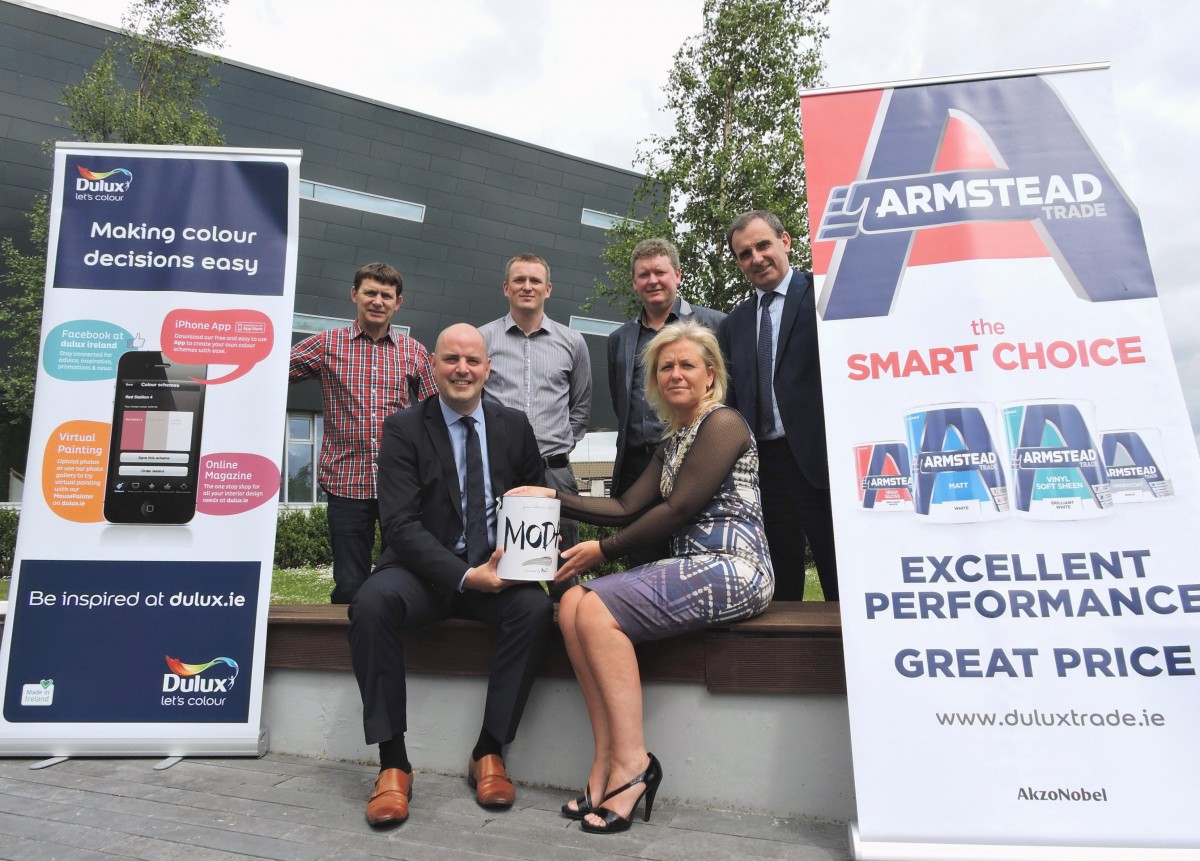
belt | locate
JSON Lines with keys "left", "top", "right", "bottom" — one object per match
{"left": 543, "top": 453, "right": 570, "bottom": 469}
{"left": 627, "top": 443, "right": 659, "bottom": 457}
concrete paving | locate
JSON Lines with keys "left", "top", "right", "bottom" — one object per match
{"left": 0, "top": 753, "right": 852, "bottom": 860}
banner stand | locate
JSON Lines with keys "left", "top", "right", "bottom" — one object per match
{"left": 0, "top": 143, "right": 299, "bottom": 758}
{"left": 851, "top": 825, "right": 1200, "bottom": 861}
{"left": 801, "top": 64, "right": 1200, "bottom": 859}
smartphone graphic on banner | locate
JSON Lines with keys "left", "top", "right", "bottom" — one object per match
{"left": 104, "top": 351, "right": 208, "bottom": 524}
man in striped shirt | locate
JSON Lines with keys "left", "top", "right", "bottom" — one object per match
{"left": 289, "top": 262, "right": 437, "bottom": 603}
{"left": 479, "top": 254, "right": 591, "bottom": 561}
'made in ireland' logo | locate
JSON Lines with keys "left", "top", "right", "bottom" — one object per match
{"left": 74, "top": 166, "right": 133, "bottom": 202}
{"left": 20, "top": 678, "right": 54, "bottom": 707}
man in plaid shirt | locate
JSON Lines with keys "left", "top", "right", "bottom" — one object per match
{"left": 289, "top": 262, "right": 436, "bottom": 603}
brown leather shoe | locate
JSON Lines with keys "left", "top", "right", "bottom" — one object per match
{"left": 467, "top": 754, "right": 516, "bottom": 808}
{"left": 366, "top": 768, "right": 413, "bottom": 826}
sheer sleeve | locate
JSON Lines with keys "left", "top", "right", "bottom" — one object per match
{"left": 558, "top": 407, "right": 752, "bottom": 559}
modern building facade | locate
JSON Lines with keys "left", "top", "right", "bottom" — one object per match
{"left": 0, "top": 0, "right": 638, "bottom": 502}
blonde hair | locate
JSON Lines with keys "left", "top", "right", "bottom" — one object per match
{"left": 643, "top": 321, "right": 727, "bottom": 435}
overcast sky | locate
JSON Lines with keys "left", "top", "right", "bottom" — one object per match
{"left": 27, "top": 0, "right": 1200, "bottom": 444}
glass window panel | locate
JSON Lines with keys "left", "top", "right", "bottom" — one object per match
{"left": 293, "top": 313, "right": 407, "bottom": 337}
{"left": 570, "top": 316, "right": 622, "bottom": 337}
{"left": 289, "top": 416, "right": 311, "bottom": 441}
{"left": 580, "top": 208, "right": 640, "bottom": 229}
{"left": 300, "top": 179, "right": 425, "bottom": 222}
{"left": 287, "top": 442, "right": 315, "bottom": 503}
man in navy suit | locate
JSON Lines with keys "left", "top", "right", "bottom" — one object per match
{"left": 717, "top": 211, "right": 837, "bottom": 602}
{"left": 608, "top": 238, "right": 725, "bottom": 500}
{"left": 348, "top": 323, "right": 552, "bottom": 827}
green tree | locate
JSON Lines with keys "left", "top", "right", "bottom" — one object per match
{"left": 0, "top": 0, "right": 226, "bottom": 463}
{"left": 594, "top": 0, "right": 828, "bottom": 316}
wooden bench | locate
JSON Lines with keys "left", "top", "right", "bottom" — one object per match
{"left": 266, "top": 600, "right": 846, "bottom": 695}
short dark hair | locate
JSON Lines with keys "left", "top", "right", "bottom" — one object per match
{"left": 504, "top": 253, "right": 551, "bottom": 283}
{"left": 725, "top": 210, "right": 787, "bottom": 253}
{"left": 353, "top": 262, "right": 404, "bottom": 294}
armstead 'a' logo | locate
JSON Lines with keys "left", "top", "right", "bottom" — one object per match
{"left": 817, "top": 75, "right": 1156, "bottom": 321}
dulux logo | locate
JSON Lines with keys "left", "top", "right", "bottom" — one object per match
{"left": 162, "top": 655, "right": 239, "bottom": 693}
{"left": 817, "top": 75, "right": 1157, "bottom": 321}
{"left": 75, "top": 166, "right": 133, "bottom": 194}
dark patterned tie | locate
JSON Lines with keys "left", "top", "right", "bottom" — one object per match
{"left": 460, "top": 416, "right": 489, "bottom": 566}
{"left": 756, "top": 291, "right": 777, "bottom": 437}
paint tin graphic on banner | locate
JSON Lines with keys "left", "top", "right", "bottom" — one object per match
{"left": 1102, "top": 428, "right": 1174, "bottom": 503}
{"left": 853, "top": 441, "right": 912, "bottom": 510}
{"left": 904, "top": 404, "right": 1008, "bottom": 521}
{"left": 1001, "top": 399, "right": 1112, "bottom": 519}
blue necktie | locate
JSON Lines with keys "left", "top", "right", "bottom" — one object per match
{"left": 460, "top": 416, "right": 489, "bottom": 566}
{"left": 756, "top": 291, "right": 777, "bottom": 437}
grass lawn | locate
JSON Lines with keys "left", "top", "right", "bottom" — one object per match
{"left": 270, "top": 566, "right": 333, "bottom": 604}
{"left": 269, "top": 566, "right": 825, "bottom": 604}
{"left": 0, "top": 566, "right": 825, "bottom": 606}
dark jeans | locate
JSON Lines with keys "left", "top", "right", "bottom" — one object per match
{"left": 325, "top": 493, "right": 380, "bottom": 605}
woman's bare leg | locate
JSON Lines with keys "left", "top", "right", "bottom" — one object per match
{"left": 558, "top": 585, "right": 610, "bottom": 812}
{"left": 575, "top": 591, "right": 650, "bottom": 826}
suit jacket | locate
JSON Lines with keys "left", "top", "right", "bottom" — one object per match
{"left": 718, "top": 268, "right": 829, "bottom": 489}
{"left": 374, "top": 396, "right": 546, "bottom": 592}
{"left": 608, "top": 298, "right": 727, "bottom": 484}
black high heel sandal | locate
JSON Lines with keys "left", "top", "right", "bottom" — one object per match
{"left": 580, "top": 752, "right": 662, "bottom": 834}
{"left": 560, "top": 784, "right": 595, "bottom": 820}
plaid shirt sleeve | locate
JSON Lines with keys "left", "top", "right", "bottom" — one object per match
{"left": 288, "top": 331, "right": 325, "bottom": 381}
{"left": 409, "top": 340, "right": 437, "bottom": 403}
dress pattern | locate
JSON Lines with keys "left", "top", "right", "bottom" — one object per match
{"left": 584, "top": 405, "right": 774, "bottom": 643}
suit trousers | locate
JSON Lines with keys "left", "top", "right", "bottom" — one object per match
{"left": 757, "top": 438, "right": 839, "bottom": 602}
{"left": 348, "top": 565, "right": 553, "bottom": 746}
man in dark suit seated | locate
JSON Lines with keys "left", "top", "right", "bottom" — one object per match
{"left": 718, "top": 210, "right": 838, "bottom": 602}
{"left": 348, "top": 323, "right": 552, "bottom": 827}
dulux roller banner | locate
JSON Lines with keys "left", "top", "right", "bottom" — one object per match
{"left": 801, "top": 65, "right": 1200, "bottom": 860}
{"left": 0, "top": 143, "right": 299, "bottom": 756}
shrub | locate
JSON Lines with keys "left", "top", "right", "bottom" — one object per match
{"left": 274, "top": 506, "right": 332, "bottom": 569}
{"left": 0, "top": 507, "right": 18, "bottom": 578}
{"left": 577, "top": 522, "right": 626, "bottom": 578}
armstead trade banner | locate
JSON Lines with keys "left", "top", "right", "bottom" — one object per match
{"left": 0, "top": 143, "right": 299, "bottom": 756}
{"left": 801, "top": 65, "right": 1200, "bottom": 859}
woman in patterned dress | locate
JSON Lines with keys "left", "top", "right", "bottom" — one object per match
{"left": 506, "top": 321, "right": 773, "bottom": 834}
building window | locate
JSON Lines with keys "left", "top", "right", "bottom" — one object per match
{"left": 293, "top": 313, "right": 409, "bottom": 337}
{"left": 570, "top": 315, "right": 622, "bottom": 337}
{"left": 281, "top": 412, "right": 326, "bottom": 504}
{"left": 580, "top": 208, "right": 638, "bottom": 230}
{"left": 300, "top": 180, "right": 426, "bottom": 222}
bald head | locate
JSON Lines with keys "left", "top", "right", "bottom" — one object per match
{"left": 433, "top": 324, "right": 491, "bottom": 414}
